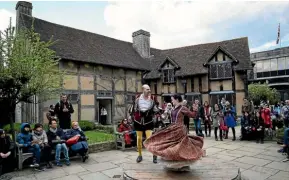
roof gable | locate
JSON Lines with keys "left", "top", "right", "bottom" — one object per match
{"left": 204, "top": 46, "right": 238, "bottom": 66}
{"left": 157, "top": 57, "right": 180, "bottom": 71}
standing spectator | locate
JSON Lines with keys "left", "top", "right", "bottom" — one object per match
{"left": 100, "top": 106, "right": 107, "bottom": 125}
{"left": 0, "top": 129, "right": 15, "bottom": 175}
{"left": 212, "top": 104, "right": 224, "bottom": 141}
{"left": 32, "top": 124, "right": 53, "bottom": 169}
{"left": 261, "top": 104, "right": 272, "bottom": 129}
{"left": 242, "top": 98, "right": 254, "bottom": 116}
{"left": 182, "top": 100, "right": 190, "bottom": 133}
{"left": 46, "top": 119, "right": 70, "bottom": 167}
{"left": 282, "top": 100, "right": 289, "bottom": 128}
{"left": 54, "top": 94, "right": 74, "bottom": 130}
{"left": 224, "top": 101, "right": 237, "bottom": 141}
{"left": 162, "top": 103, "right": 173, "bottom": 126}
{"left": 240, "top": 112, "right": 253, "bottom": 140}
{"left": 203, "top": 101, "right": 212, "bottom": 137}
{"left": 191, "top": 99, "right": 204, "bottom": 137}
{"left": 16, "top": 123, "right": 43, "bottom": 171}
{"left": 46, "top": 105, "right": 56, "bottom": 122}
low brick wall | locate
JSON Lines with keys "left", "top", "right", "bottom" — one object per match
{"left": 88, "top": 141, "right": 116, "bottom": 153}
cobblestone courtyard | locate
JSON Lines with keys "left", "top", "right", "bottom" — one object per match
{"left": 4, "top": 127, "right": 289, "bottom": 180}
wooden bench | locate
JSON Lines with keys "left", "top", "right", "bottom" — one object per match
{"left": 114, "top": 125, "right": 136, "bottom": 151}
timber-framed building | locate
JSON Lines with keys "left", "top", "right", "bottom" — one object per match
{"left": 15, "top": 1, "right": 252, "bottom": 124}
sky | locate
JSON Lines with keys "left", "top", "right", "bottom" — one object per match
{"left": 1, "top": 1, "right": 289, "bottom": 53}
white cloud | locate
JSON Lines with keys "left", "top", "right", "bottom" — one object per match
{"left": 0, "top": 9, "right": 16, "bottom": 33}
{"left": 250, "top": 33, "right": 289, "bottom": 52}
{"left": 104, "top": 1, "right": 289, "bottom": 49}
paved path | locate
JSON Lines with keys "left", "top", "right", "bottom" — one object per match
{"left": 3, "top": 127, "right": 289, "bottom": 180}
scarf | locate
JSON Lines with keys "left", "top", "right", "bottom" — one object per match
{"left": 49, "top": 127, "right": 57, "bottom": 134}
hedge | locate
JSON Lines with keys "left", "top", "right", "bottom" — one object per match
{"left": 3, "top": 120, "right": 96, "bottom": 133}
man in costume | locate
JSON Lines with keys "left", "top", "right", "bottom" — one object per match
{"left": 130, "top": 84, "right": 159, "bottom": 163}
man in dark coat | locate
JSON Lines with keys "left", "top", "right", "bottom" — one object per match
{"left": 54, "top": 94, "right": 74, "bottom": 129}
{"left": 0, "top": 129, "right": 15, "bottom": 175}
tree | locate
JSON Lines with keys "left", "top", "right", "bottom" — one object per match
{"left": 0, "top": 18, "right": 64, "bottom": 140}
{"left": 248, "top": 82, "right": 280, "bottom": 105}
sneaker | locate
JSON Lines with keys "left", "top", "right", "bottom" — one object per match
{"left": 30, "top": 163, "right": 40, "bottom": 168}
{"left": 34, "top": 167, "right": 44, "bottom": 172}
{"left": 282, "top": 158, "right": 289, "bottom": 162}
{"left": 46, "top": 162, "right": 53, "bottom": 169}
{"left": 65, "top": 161, "right": 71, "bottom": 166}
{"left": 55, "top": 162, "right": 62, "bottom": 167}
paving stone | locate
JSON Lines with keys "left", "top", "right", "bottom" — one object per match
{"left": 213, "top": 154, "right": 238, "bottom": 161}
{"left": 101, "top": 167, "right": 123, "bottom": 178}
{"left": 224, "top": 149, "right": 260, "bottom": 156}
{"left": 205, "top": 147, "right": 225, "bottom": 156}
{"left": 214, "top": 143, "right": 242, "bottom": 150}
{"left": 34, "top": 169, "right": 67, "bottom": 180}
{"left": 249, "top": 165, "right": 279, "bottom": 175}
{"left": 61, "top": 164, "right": 87, "bottom": 175}
{"left": 235, "top": 156, "right": 272, "bottom": 166}
{"left": 253, "top": 154, "right": 285, "bottom": 162}
{"left": 265, "top": 161, "right": 289, "bottom": 171}
{"left": 91, "top": 153, "right": 128, "bottom": 163}
{"left": 242, "top": 169, "right": 273, "bottom": 179}
{"left": 11, "top": 176, "right": 37, "bottom": 180}
{"left": 53, "top": 175, "right": 81, "bottom": 180}
{"left": 267, "top": 170, "right": 289, "bottom": 180}
{"left": 80, "top": 172, "right": 111, "bottom": 180}
{"left": 82, "top": 162, "right": 118, "bottom": 172}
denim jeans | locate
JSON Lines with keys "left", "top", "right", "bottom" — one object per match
{"left": 55, "top": 143, "right": 69, "bottom": 162}
{"left": 28, "top": 144, "right": 41, "bottom": 164}
{"left": 284, "top": 128, "right": 289, "bottom": 146}
{"left": 194, "top": 118, "right": 202, "bottom": 135}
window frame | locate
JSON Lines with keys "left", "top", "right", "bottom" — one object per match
{"left": 209, "top": 62, "right": 233, "bottom": 80}
{"left": 162, "top": 68, "right": 175, "bottom": 84}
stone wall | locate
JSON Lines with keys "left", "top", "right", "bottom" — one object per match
{"left": 88, "top": 141, "right": 115, "bottom": 153}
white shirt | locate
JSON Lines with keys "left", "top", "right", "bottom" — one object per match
{"left": 138, "top": 94, "right": 153, "bottom": 112}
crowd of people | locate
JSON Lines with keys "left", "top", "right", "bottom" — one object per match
{"left": 0, "top": 94, "right": 88, "bottom": 175}
{"left": 118, "top": 85, "right": 289, "bottom": 164}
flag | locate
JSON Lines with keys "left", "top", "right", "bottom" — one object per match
{"left": 276, "top": 23, "right": 280, "bottom": 44}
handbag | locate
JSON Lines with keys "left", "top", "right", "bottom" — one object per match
{"left": 66, "top": 135, "right": 80, "bottom": 146}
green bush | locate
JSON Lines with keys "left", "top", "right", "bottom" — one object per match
{"left": 3, "top": 123, "right": 49, "bottom": 133}
{"left": 78, "top": 120, "right": 95, "bottom": 131}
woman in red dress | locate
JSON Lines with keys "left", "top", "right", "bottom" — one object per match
{"left": 118, "top": 119, "right": 135, "bottom": 146}
{"left": 144, "top": 94, "right": 204, "bottom": 161}
{"left": 261, "top": 104, "right": 272, "bottom": 128}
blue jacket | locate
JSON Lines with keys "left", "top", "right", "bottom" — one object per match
{"left": 16, "top": 123, "right": 32, "bottom": 147}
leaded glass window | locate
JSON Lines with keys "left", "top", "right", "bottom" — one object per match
{"left": 162, "top": 69, "right": 175, "bottom": 83}
{"left": 210, "top": 62, "right": 232, "bottom": 79}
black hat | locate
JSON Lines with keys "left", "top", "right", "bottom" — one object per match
{"left": 34, "top": 123, "right": 43, "bottom": 130}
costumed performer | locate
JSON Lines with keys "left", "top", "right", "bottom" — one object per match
{"left": 129, "top": 84, "right": 159, "bottom": 163}
{"left": 144, "top": 94, "right": 204, "bottom": 163}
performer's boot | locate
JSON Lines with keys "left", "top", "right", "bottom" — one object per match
{"left": 136, "top": 156, "right": 143, "bottom": 163}
{"left": 153, "top": 155, "right": 157, "bottom": 164}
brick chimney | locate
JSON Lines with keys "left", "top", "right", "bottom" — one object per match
{"left": 132, "top": 29, "right": 150, "bottom": 58}
{"left": 15, "top": 1, "right": 33, "bottom": 30}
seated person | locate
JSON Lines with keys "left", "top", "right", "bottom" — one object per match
{"left": 65, "top": 121, "right": 89, "bottom": 162}
{"left": 46, "top": 119, "right": 70, "bottom": 166}
{"left": 16, "top": 123, "right": 42, "bottom": 171}
{"left": 32, "top": 123, "right": 52, "bottom": 169}
{"left": 0, "top": 129, "right": 15, "bottom": 175}
{"left": 240, "top": 112, "right": 254, "bottom": 140}
{"left": 279, "top": 127, "right": 289, "bottom": 162}
{"left": 118, "top": 119, "right": 136, "bottom": 146}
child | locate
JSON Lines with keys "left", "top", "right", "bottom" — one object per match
{"left": 16, "top": 123, "right": 43, "bottom": 171}
{"left": 253, "top": 111, "right": 265, "bottom": 144}
{"left": 212, "top": 104, "right": 224, "bottom": 141}
{"left": 32, "top": 123, "right": 52, "bottom": 169}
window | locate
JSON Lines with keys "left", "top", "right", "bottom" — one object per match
{"left": 270, "top": 59, "right": 277, "bottom": 71}
{"left": 210, "top": 63, "right": 232, "bottom": 79}
{"left": 154, "top": 83, "right": 157, "bottom": 94}
{"left": 210, "top": 94, "right": 234, "bottom": 106}
{"left": 127, "top": 94, "right": 134, "bottom": 103}
{"left": 256, "top": 61, "right": 263, "bottom": 72}
{"left": 162, "top": 69, "right": 175, "bottom": 83}
{"left": 263, "top": 60, "right": 270, "bottom": 72}
{"left": 223, "top": 54, "right": 226, "bottom": 61}
{"left": 68, "top": 94, "right": 79, "bottom": 103}
{"left": 278, "top": 57, "right": 286, "bottom": 70}
{"left": 286, "top": 57, "right": 289, "bottom": 69}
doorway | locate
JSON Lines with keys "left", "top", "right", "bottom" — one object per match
{"left": 98, "top": 99, "right": 112, "bottom": 125}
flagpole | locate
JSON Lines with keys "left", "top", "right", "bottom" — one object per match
{"left": 280, "top": 23, "right": 282, "bottom": 48}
